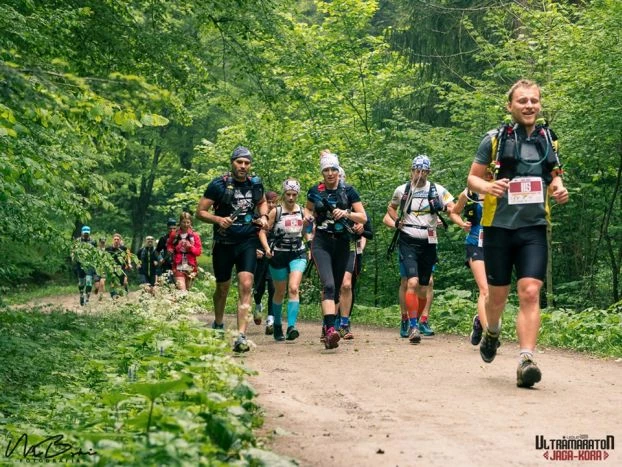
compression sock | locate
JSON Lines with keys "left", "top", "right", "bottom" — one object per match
{"left": 324, "top": 314, "right": 336, "bottom": 329}
{"left": 287, "top": 301, "right": 300, "bottom": 327}
{"left": 405, "top": 291, "right": 418, "bottom": 320}
{"left": 273, "top": 302, "right": 283, "bottom": 326}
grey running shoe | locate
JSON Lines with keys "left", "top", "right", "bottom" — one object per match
{"left": 233, "top": 334, "right": 250, "bottom": 353}
{"left": 470, "top": 315, "right": 483, "bottom": 346}
{"left": 265, "top": 315, "right": 274, "bottom": 335}
{"left": 339, "top": 325, "right": 353, "bottom": 340}
{"left": 408, "top": 326, "right": 421, "bottom": 344}
{"left": 479, "top": 330, "right": 500, "bottom": 363}
{"left": 517, "top": 356, "right": 542, "bottom": 388}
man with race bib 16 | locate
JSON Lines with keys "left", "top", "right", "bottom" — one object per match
{"left": 467, "top": 79, "right": 569, "bottom": 388}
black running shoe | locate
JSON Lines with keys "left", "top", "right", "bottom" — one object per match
{"left": 517, "top": 356, "right": 542, "bottom": 388}
{"left": 470, "top": 315, "right": 483, "bottom": 346}
{"left": 274, "top": 325, "right": 285, "bottom": 341}
{"left": 285, "top": 326, "right": 299, "bottom": 341}
{"left": 479, "top": 330, "right": 500, "bottom": 363}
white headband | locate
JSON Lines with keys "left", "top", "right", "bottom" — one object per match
{"left": 320, "top": 154, "right": 340, "bottom": 172}
{"left": 282, "top": 179, "right": 301, "bottom": 193}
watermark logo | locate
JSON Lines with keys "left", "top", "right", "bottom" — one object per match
{"left": 3, "top": 432, "right": 97, "bottom": 463}
{"left": 536, "top": 434, "right": 614, "bottom": 461}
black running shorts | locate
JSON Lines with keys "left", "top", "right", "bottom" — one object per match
{"left": 483, "top": 225, "right": 547, "bottom": 286}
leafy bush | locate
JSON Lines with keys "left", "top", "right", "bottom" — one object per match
{"left": 0, "top": 290, "right": 294, "bottom": 466}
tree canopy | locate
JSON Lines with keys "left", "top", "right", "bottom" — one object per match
{"left": 1, "top": 0, "right": 620, "bottom": 309}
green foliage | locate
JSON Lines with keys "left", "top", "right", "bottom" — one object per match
{"left": 0, "top": 291, "right": 293, "bottom": 465}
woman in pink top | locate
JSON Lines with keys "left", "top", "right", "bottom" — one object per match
{"left": 167, "top": 212, "right": 202, "bottom": 291}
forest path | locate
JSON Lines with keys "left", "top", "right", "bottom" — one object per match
{"left": 19, "top": 295, "right": 621, "bottom": 466}
{"left": 237, "top": 319, "right": 621, "bottom": 467}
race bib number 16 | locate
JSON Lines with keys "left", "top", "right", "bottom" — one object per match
{"left": 508, "top": 177, "right": 544, "bottom": 205}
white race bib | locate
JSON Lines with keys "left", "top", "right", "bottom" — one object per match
{"left": 427, "top": 228, "right": 438, "bottom": 244}
{"left": 508, "top": 177, "right": 544, "bottom": 205}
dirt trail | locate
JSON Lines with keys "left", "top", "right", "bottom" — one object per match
{"left": 238, "top": 319, "right": 621, "bottom": 467}
{"left": 17, "top": 296, "right": 621, "bottom": 466}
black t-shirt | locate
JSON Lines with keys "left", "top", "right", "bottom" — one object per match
{"left": 203, "top": 175, "right": 261, "bottom": 242}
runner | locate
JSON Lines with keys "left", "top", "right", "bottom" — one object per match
{"left": 195, "top": 146, "right": 268, "bottom": 353}
{"left": 335, "top": 167, "right": 373, "bottom": 340}
{"left": 74, "top": 226, "right": 96, "bottom": 306}
{"left": 105, "top": 233, "right": 131, "bottom": 299}
{"left": 156, "top": 218, "right": 177, "bottom": 284}
{"left": 452, "top": 186, "right": 489, "bottom": 345}
{"left": 253, "top": 191, "right": 278, "bottom": 334}
{"left": 93, "top": 237, "right": 107, "bottom": 300}
{"left": 259, "top": 179, "right": 309, "bottom": 341}
{"left": 467, "top": 79, "right": 568, "bottom": 387}
{"left": 137, "top": 235, "right": 162, "bottom": 295}
{"left": 167, "top": 212, "right": 202, "bottom": 292}
{"left": 383, "top": 155, "right": 456, "bottom": 344}
{"left": 304, "top": 151, "right": 367, "bottom": 350}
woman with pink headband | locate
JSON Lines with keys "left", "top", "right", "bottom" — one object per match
{"left": 259, "top": 178, "right": 311, "bottom": 341}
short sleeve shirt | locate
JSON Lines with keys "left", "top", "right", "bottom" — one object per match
{"left": 391, "top": 181, "right": 453, "bottom": 240}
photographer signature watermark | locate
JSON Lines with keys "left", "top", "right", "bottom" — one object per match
{"left": 4, "top": 432, "right": 97, "bottom": 462}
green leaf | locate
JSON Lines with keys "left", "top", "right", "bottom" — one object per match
{"left": 129, "top": 378, "right": 190, "bottom": 402}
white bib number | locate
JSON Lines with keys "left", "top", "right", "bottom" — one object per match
{"left": 427, "top": 228, "right": 438, "bottom": 244}
{"left": 508, "top": 177, "right": 544, "bottom": 205}
{"left": 478, "top": 229, "right": 484, "bottom": 248}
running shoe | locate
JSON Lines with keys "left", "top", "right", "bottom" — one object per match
{"left": 479, "top": 330, "right": 500, "bottom": 363}
{"left": 274, "top": 325, "right": 285, "bottom": 341}
{"left": 324, "top": 326, "right": 340, "bottom": 349}
{"left": 418, "top": 321, "right": 435, "bottom": 336}
{"left": 233, "top": 334, "right": 250, "bottom": 353}
{"left": 470, "top": 315, "right": 483, "bottom": 346}
{"left": 400, "top": 319, "right": 410, "bottom": 338}
{"left": 339, "top": 325, "right": 353, "bottom": 340}
{"left": 265, "top": 315, "right": 274, "bottom": 335}
{"left": 211, "top": 321, "right": 224, "bottom": 330}
{"left": 408, "top": 326, "right": 421, "bottom": 344}
{"left": 79, "top": 294, "right": 85, "bottom": 306}
{"left": 253, "top": 304, "right": 262, "bottom": 325}
{"left": 516, "top": 356, "right": 542, "bottom": 388}
{"left": 285, "top": 326, "right": 299, "bottom": 341}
